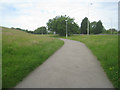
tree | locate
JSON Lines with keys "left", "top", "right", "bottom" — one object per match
{"left": 34, "top": 26, "right": 47, "bottom": 34}
{"left": 80, "top": 17, "right": 90, "bottom": 34}
{"left": 90, "top": 20, "right": 106, "bottom": 34}
{"left": 90, "top": 21, "right": 97, "bottom": 34}
{"left": 94, "top": 20, "right": 104, "bottom": 34}
{"left": 104, "top": 28, "right": 118, "bottom": 34}
{"left": 110, "top": 28, "right": 118, "bottom": 34}
{"left": 47, "top": 15, "right": 79, "bottom": 36}
{"left": 26, "top": 30, "right": 34, "bottom": 34}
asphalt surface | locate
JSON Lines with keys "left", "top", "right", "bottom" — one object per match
{"left": 15, "top": 38, "right": 114, "bottom": 88}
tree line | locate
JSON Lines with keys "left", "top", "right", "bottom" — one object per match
{"left": 11, "top": 15, "right": 118, "bottom": 35}
{"left": 11, "top": 27, "right": 34, "bottom": 34}
{"left": 80, "top": 17, "right": 105, "bottom": 34}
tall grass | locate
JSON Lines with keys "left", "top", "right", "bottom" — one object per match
{"left": 67, "top": 35, "right": 118, "bottom": 88}
{"left": 2, "top": 27, "right": 64, "bottom": 88}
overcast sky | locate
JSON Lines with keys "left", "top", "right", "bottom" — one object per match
{"left": 0, "top": 0, "right": 119, "bottom": 31}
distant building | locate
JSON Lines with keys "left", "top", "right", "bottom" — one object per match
{"left": 118, "top": 1, "right": 120, "bottom": 30}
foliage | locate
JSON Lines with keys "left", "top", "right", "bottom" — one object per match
{"left": 47, "top": 15, "right": 80, "bottom": 36}
{"left": 118, "top": 30, "right": 120, "bottom": 34}
{"left": 80, "top": 19, "right": 105, "bottom": 34}
{"left": 34, "top": 26, "right": 47, "bottom": 34}
{"left": 90, "top": 21, "right": 97, "bottom": 34}
{"left": 2, "top": 27, "right": 64, "bottom": 88}
{"left": 11, "top": 27, "right": 34, "bottom": 34}
{"left": 26, "top": 30, "right": 34, "bottom": 34}
{"left": 80, "top": 17, "right": 90, "bottom": 34}
{"left": 103, "top": 28, "right": 118, "bottom": 34}
{"left": 94, "top": 20, "right": 104, "bottom": 34}
{"left": 89, "top": 20, "right": 104, "bottom": 34}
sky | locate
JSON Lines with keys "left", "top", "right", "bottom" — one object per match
{"left": 0, "top": 0, "right": 119, "bottom": 31}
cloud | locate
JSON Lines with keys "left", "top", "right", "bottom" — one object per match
{"left": 0, "top": 0, "right": 118, "bottom": 30}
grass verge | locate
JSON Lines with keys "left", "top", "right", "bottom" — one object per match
{"left": 2, "top": 27, "right": 64, "bottom": 88}
{"left": 65, "top": 35, "right": 118, "bottom": 88}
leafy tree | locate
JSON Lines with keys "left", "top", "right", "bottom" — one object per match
{"left": 11, "top": 27, "right": 34, "bottom": 34}
{"left": 90, "top": 21, "right": 97, "bottom": 34}
{"left": 102, "top": 27, "right": 107, "bottom": 34}
{"left": 90, "top": 21, "right": 106, "bottom": 34}
{"left": 47, "top": 15, "right": 79, "bottom": 36}
{"left": 94, "top": 20, "right": 104, "bottom": 34}
{"left": 80, "top": 17, "right": 90, "bottom": 34}
{"left": 110, "top": 28, "right": 118, "bottom": 34}
{"left": 26, "top": 30, "right": 34, "bottom": 34}
{"left": 104, "top": 28, "right": 118, "bottom": 34}
{"left": 118, "top": 30, "right": 120, "bottom": 34}
{"left": 34, "top": 26, "right": 47, "bottom": 34}
{"left": 11, "top": 27, "right": 15, "bottom": 29}
{"left": 15, "top": 28, "right": 22, "bottom": 30}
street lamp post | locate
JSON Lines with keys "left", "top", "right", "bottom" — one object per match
{"left": 65, "top": 20, "right": 68, "bottom": 38}
{"left": 87, "top": 3, "right": 90, "bottom": 35}
{"left": 87, "top": 18, "right": 89, "bottom": 35}
{"left": 87, "top": 3, "right": 93, "bottom": 35}
{"left": 111, "top": 19, "right": 112, "bottom": 34}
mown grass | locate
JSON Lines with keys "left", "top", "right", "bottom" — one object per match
{"left": 2, "top": 27, "right": 64, "bottom": 88}
{"left": 65, "top": 35, "right": 118, "bottom": 88}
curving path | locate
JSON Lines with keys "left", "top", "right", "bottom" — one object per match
{"left": 15, "top": 39, "right": 114, "bottom": 88}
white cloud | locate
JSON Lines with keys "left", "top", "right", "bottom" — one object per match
{"left": 0, "top": 0, "right": 118, "bottom": 30}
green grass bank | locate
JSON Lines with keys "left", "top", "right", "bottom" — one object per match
{"left": 66, "top": 35, "right": 118, "bottom": 88}
{"left": 2, "top": 27, "right": 64, "bottom": 88}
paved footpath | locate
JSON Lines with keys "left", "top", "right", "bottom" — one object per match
{"left": 15, "top": 39, "right": 114, "bottom": 88}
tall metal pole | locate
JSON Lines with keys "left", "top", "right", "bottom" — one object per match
{"left": 87, "top": 3, "right": 92, "bottom": 35}
{"left": 65, "top": 20, "right": 67, "bottom": 38}
{"left": 87, "top": 18, "right": 89, "bottom": 35}
{"left": 87, "top": 3, "right": 90, "bottom": 35}
{"left": 111, "top": 19, "right": 112, "bottom": 34}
